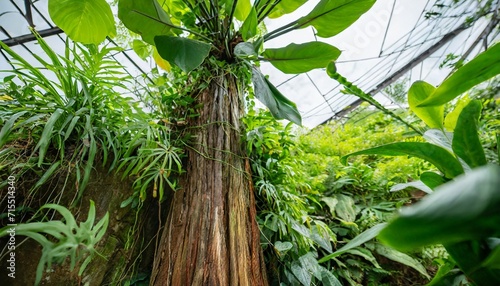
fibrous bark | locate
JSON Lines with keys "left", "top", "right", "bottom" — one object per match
{"left": 150, "top": 72, "right": 268, "bottom": 286}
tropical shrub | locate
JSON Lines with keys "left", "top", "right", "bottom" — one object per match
{"left": 342, "top": 43, "right": 500, "bottom": 285}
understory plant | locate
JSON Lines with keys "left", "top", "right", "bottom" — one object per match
{"left": 0, "top": 201, "right": 108, "bottom": 285}
{"left": 342, "top": 42, "right": 500, "bottom": 285}
{"left": 0, "top": 32, "right": 142, "bottom": 201}
{"left": 246, "top": 109, "right": 431, "bottom": 285}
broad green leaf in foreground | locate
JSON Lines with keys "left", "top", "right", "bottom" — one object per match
{"left": 263, "top": 42, "right": 341, "bottom": 74}
{"left": 341, "top": 142, "right": 464, "bottom": 178}
{"left": 378, "top": 165, "right": 500, "bottom": 251}
{"left": 408, "top": 81, "right": 444, "bottom": 129}
{"left": 251, "top": 67, "right": 302, "bottom": 125}
{"left": 154, "top": 36, "right": 211, "bottom": 73}
{"left": 297, "top": 0, "right": 376, "bottom": 38}
{"left": 419, "top": 42, "right": 500, "bottom": 106}
{"left": 49, "top": 0, "right": 115, "bottom": 44}
{"left": 118, "top": 0, "right": 172, "bottom": 45}
{"left": 452, "top": 100, "right": 487, "bottom": 168}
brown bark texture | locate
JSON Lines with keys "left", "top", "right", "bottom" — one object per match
{"left": 150, "top": 72, "right": 268, "bottom": 286}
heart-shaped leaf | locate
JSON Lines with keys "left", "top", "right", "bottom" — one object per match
{"left": 154, "top": 36, "right": 211, "bottom": 72}
{"left": 49, "top": 0, "right": 115, "bottom": 44}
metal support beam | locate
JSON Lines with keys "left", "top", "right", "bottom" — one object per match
{"left": 1, "top": 27, "right": 63, "bottom": 47}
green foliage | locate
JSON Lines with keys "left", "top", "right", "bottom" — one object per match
{"left": 0, "top": 201, "right": 109, "bottom": 286}
{"left": 48, "top": 0, "right": 115, "bottom": 44}
{"left": 342, "top": 47, "right": 500, "bottom": 284}
{"left": 0, "top": 32, "right": 140, "bottom": 198}
{"left": 49, "top": 0, "right": 377, "bottom": 125}
{"left": 246, "top": 109, "right": 431, "bottom": 285}
{"left": 154, "top": 36, "right": 211, "bottom": 73}
{"left": 408, "top": 81, "right": 444, "bottom": 129}
{"left": 118, "top": 0, "right": 173, "bottom": 45}
{"left": 379, "top": 165, "right": 500, "bottom": 250}
{"left": 118, "top": 122, "right": 184, "bottom": 203}
{"left": 420, "top": 42, "right": 500, "bottom": 106}
{"left": 263, "top": 42, "right": 341, "bottom": 74}
{"left": 296, "top": 0, "right": 376, "bottom": 38}
{"left": 251, "top": 67, "right": 302, "bottom": 125}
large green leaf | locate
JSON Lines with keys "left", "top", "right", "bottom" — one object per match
{"left": 319, "top": 223, "right": 387, "bottom": 263}
{"left": 378, "top": 165, "right": 500, "bottom": 251}
{"left": 408, "top": 81, "right": 444, "bottom": 129}
{"left": 118, "top": 0, "right": 173, "bottom": 45}
{"left": 49, "top": 0, "right": 115, "bottom": 44}
{"left": 263, "top": 42, "right": 341, "bottom": 74}
{"left": 240, "top": 8, "right": 258, "bottom": 41}
{"left": 154, "top": 36, "right": 211, "bottom": 73}
{"left": 297, "top": 0, "right": 376, "bottom": 38}
{"left": 420, "top": 42, "right": 500, "bottom": 106}
{"left": 251, "top": 67, "right": 302, "bottom": 125}
{"left": 268, "top": 0, "right": 308, "bottom": 18}
{"left": 452, "top": 100, "right": 487, "bottom": 168}
{"left": 234, "top": 0, "right": 252, "bottom": 21}
{"left": 341, "top": 142, "right": 464, "bottom": 178}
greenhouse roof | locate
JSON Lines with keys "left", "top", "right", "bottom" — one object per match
{"left": 1, "top": 0, "right": 499, "bottom": 128}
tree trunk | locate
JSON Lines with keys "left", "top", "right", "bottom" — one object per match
{"left": 150, "top": 72, "right": 268, "bottom": 285}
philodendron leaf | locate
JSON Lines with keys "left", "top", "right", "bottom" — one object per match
{"left": 341, "top": 142, "right": 464, "bottom": 178}
{"left": 420, "top": 42, "right": 500, "bottom": 106}
{"left": 378, "top": 165, "right": 500, "bottom": 251}
{"left": 251, "top": 67, "right": 302, "bottom": 125}
{"left": 48, "top": 0, "right": 115, "bottom": 44}
{"left": 263, "top": 42, "right": 341, "bottom": 74}
{"left": 154, "top": 36, "right": 211, "bottom": 73}
{"left": 268, "top": 0, "right": 308, "bottom": 18}
{"left": 318, "top": 223, "right": 387, "bottom": 263}
{"left": 297, "top": 0, "right": 376, "bottom": 38}
{"left": 408, "top": 81, "right": 444, "bottom": 129}
{"left": 452, "top": 100, "right": 487, "bottom": 168}
{"left": 118, "top": 0, "right": 173, "bottom": 45}
{"left": 240, "top": 8, "right": 257, "bottom": 41}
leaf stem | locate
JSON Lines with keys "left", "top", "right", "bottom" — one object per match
{"left": 132, "top": 10, "right": 212, "bottom": 42}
